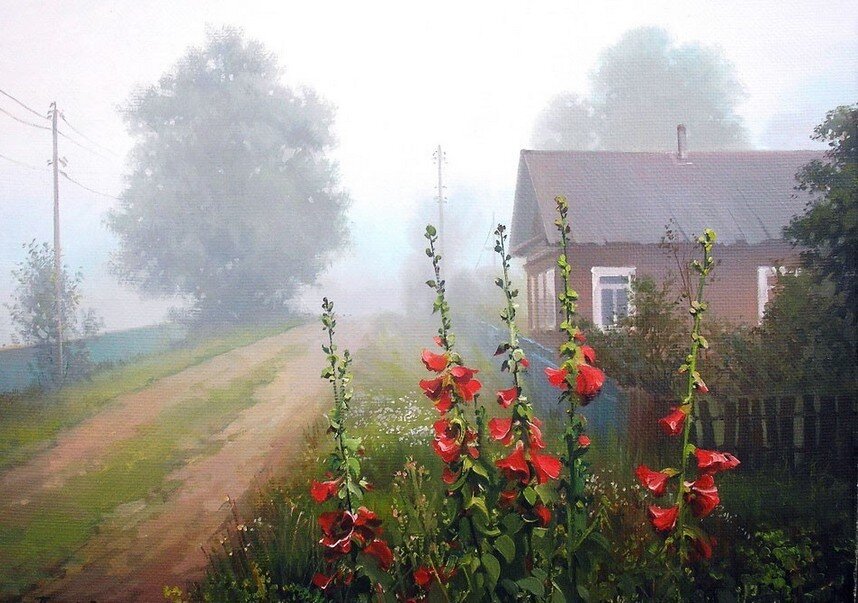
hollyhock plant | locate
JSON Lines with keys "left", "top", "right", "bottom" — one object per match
{"left": 634, "top": 229, "right": 740, "bottom": 578}
{"left": 310, "top": 298, "right": 393, "bottom": 595}
{"left": 549, "top": 196, "right": 608, "bottom": 585}
{"left": 419, "top": 224, "right": 495, "bottom": 592}
{"left": 488, "top": 224, "right": 564, "bottom": 587}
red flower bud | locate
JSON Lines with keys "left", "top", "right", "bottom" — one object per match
{"left": 313, "top": 572, "right": 335, "bottom": 590}
{"left": 684, "top": 474, "right": 720, "bottom": 518}
{"left": 573, "top": 331, "right": 587, "bottom": 343}
{"left": 433, "top": 335, "right": 444, "bottom": 347}
{"left": 635, "top": 465, "right": 669, "bottom": 497}
{"left": 577, "top": 434, "right": 591, "bottom": 448}
{"left": 442, "top": 466, "right": 459, "bottom": 485}
{"left": 648, "top": 504, "right": 679, "bottom": 532}
{"left": 658, "top": 407, "right": 686, "bottom": 436}
{"left": 695, "top": 448, "right": 740, "bottom": 474}
{"left": 520, "top": 357, "right": 530, "bottom": 368}
{"left": 421, "top": 349, "right": 448, "bottom": 372}
{"left": 498, "top": 489, "right": 517, "bottom": 508}
{"left": 496, "top": 386, "right": 518, "bottom": 408}
{"left": 413, "top": 566, "right": 432, "bottom": 588}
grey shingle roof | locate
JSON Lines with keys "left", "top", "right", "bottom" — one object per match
{"left": 510, "top": 149, "right": 820, "bottom": 253}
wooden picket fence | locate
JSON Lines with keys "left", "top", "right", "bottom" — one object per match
{"left": 630, "top": 390, "right": 856, "bottom": 477}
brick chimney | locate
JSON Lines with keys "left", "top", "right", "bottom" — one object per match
{"left": 677, "top": 124, "right": 688, "bottom": 160}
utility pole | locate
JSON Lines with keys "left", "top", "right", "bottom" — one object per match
{"left": 434, "top": 145, "right": 445, "bottom": 257}
{"left": 50, "top": 101, "right": 63, "bottom": 382}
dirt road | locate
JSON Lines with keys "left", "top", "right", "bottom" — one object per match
{"left": 0, "top": 323, "right": 366, "bottom": 602}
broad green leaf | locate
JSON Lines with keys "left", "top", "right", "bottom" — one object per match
{"left": 481, "top": 552, "right": 500, "bottom": 587}
{"left": 494, "top": 534, "right": 515, "bottom": 564}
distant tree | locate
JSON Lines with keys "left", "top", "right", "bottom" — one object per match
{"left": 108, "top": 27, "right": 350, "bottom": 324}
{"left": 532, "top": 27, "right": 750, "bottom": 151}
{"left": 7, "top": 241, "right": 103, "bottom": 387}
{"left": 786, "top": 103, "right": 857, "bottom": 319}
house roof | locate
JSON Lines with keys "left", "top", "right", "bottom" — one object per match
{"left": 510, "top": 149, "right": 820, "bottom": 255}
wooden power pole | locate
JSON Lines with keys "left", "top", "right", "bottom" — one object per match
{"left": 50, "top": 101, "right": 63, "bottom": 381}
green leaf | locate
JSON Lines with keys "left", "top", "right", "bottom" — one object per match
{"left": 550, "top": 586, "right": 568, "bottom": 603}
{"left": 523, "top": 486, "right": 537, "bottom": 506}
{"left": 494, "top": 534, "right": 515, "bottom": 564}
{"left": 517, "top": 577, "right": 545, "bottom": 597}
{"left": 481, "top": 552, "right": 500, "bottom": 586}
{"left": 347, "top": 456, "right": 361, "bottom": 477}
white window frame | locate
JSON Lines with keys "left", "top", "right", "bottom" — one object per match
{"left": 591, "top": 266, "right": 635, "bottom": 329}
{"left": 757, "top": 266, "right": 790, "bottom": 322}
{"left": 528, "top": 267, "right": 557, "bottom": 331}
{"left": 541, "top": 267, "right": 557, "bottom": 330}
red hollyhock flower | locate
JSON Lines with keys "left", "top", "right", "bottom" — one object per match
{"left": 635, "top": 465, "right": 669, "bottom": 497}
{"left": 456, "top": 378, "right": 482, "bottom": 402}
{"left": 496, "top": 441, "right": 530, "bottom": 484}
{"left": 530, "top": 449, "right": 562, "bottom": 484}
{"left": 488, "top": 417, "right": 515, "bottom": 446}
{"left": 496, "top": 386, "right": 518, "bottom": 408}
{"left": 421, "top": 349, "right": 448, "bottom": 372}
{"left": 658, "top": 407, "right": 686, "bottom": 436}
{"left": 577, "top": 434, "right": 591, "bottom": 448}
{"left": 544, "top": 366, "right": 569, "bottom": 390}
{"left": 534, "top": 503, "right": 552, "bottom": 527}
{"left": 450, "top": 365, "right": 477, "bottom": 383}
{"left": 648, "top": 504, "right": 679, "bottom": 532}
{"left": 419, "top": 377, "right": 444, "bottom": 400}
{"left": 433, "top": 390, "right": 453, "bottom": 413}
{"left": 413, "top": 566, "right": 432, "bottom": 588}
{"left": 520, "top": 357, "right": 530, "bottom": 368}
{"left": 318, "top": 510, "right": 355, "bottom": 553}
{"left": 442, "top": 466, "right": 459, "bottom": 485}
{"left": 432, "top": 419, "right": 462, "bottom": 463}
{"left": 695, "top": 448, "right": 740, "bottom": 474}
{"left": 364, "top": 539, "right": 393, "bottom": 570}
{"left": 353, "top": 506, "right": 382, "bottom": 545}
{"left": 310, "top": 478, "right": 339, "bottom": 503}
{"left": 685, "top": 474, "right": 720, "bottom": 518}
{"left": 576, "top": 364, "right": 605, "bottom": 401}
{"left": 581, "top": 345, "right": 597, "bottom": 365}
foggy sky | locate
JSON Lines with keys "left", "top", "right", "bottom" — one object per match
{"left": 1, "top": 0, "right": 856, "bottom": 344}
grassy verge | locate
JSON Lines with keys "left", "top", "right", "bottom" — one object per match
{"left": 0, "top": 354, "right": 285, "bottom": 599}
{"left": 0, "top": 321, "right": 299, "bottom": 471}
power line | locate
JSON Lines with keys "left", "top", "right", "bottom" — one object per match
{"left": 0, "top": 106, "right": 51, "bottom": 130}
{"left": 55, "top": 127, "right": 114, "bottom": 160}
{"left": 0, "top": 87, "right": 46, "bottom": 120}
{"left": 60, "top": 113, "right": 118, "bottom": 157}
{"left": 0, "top": 153, "right": 45, "bottom": 171}
{"left": 60, "top": 170, "right": 120, "bottom": 199}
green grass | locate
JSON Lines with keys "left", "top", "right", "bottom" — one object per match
{"left": 0, "top": 321, "right": 299, "bottom": 471}
{"left": 0, "top": 355, "right": 285, "bottom": 599}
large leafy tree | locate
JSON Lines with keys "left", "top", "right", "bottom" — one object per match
{"left": 785, "top": 103, "right": 857, "bottom": 320}
{"left": 108, "top": 28, "right": 349, "bottom": 323}
{"left": 533, "top": 27, "right": 749, "bottom": 151}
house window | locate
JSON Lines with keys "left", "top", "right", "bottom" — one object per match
{"left": 592, "top": 267, "right": 635, "bottom": 329}
{"left": 529, "top": 267, "right": 557, "bottom": 331}
{"left": 757, "top": 266, "right": 789, "bottom": 322}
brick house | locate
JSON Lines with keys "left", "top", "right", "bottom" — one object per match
{"left": 510, "top": 126, "right": 818, "bottom": 348}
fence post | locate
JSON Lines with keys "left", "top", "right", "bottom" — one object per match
{"left": 800, "top": 394, "right": 817, "bottom": 468}
{"left": 779, "top": 396, "right": 797, "bottom": 469}
{"left": 697, "top": 398, "right": 715, "bottom": 448}
{"left": 724, "top": 398, "right": 737, "bottom": 452}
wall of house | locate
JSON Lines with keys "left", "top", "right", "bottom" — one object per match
{"left": 524, "top": 240, "right": 798, "bottom": 347}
